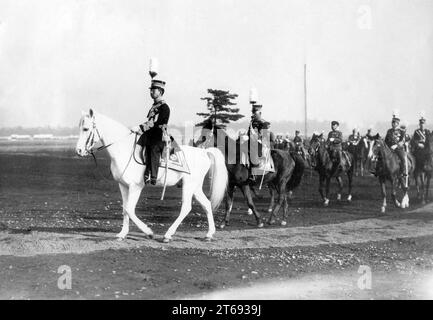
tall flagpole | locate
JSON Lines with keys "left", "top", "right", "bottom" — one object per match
{"left": 304, "top": 63, "right": 308, "bottom": 139}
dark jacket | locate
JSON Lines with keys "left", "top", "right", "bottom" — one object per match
{"left": 327, "top": 130, "right": 343, "bottom": 150}
{"left": 140, "top": 100, "right": 170, "bottom": 145}
{"left": 384, "top": 128, "right": 404, "bottom": 149}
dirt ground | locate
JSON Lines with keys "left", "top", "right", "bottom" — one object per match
{"left": 0, "top": 141, "right": 432, "bottom": 299}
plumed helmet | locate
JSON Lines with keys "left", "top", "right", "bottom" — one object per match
{"left": 249, "top": 87, "right": 258, "bottom": 104}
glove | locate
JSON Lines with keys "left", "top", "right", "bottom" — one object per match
{"left": 163, "top": 132, "right": 171, "bottom": 143}
{"left": 330, "top": 138, "right": 335, "bottom": 142}
{"left": 418, "top": 143, "right": 425, "bottom": 148}
{"left": 240, "top": 135, "right": 249, "bottom": 142}
{"left": 391, "top": 145, "right": 397, "bottom": 150}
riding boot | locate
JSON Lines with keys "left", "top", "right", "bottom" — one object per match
{"left": 144, "top": 145, "right": 152, "bottom": 184}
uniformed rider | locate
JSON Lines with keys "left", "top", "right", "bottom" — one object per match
{"left": 132, "top": 79, "right": 170, "bottom": 185}
{"left": 326, "top": 121, "right": 344, "bottom": 168}
{"left": 384, "top": 113, "right": 407, "bottom": 177}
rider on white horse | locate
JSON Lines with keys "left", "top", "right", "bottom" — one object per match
{"left": 131, "top": 79, "right": 170, "bottom": 185}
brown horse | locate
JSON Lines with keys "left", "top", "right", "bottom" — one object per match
{"left": 196, "top": 125, "right": 304, "bottom": 227}
{"left": 308, "top": 134, "right": 354, "bottom": 206}
{"left": 367, "top": 136, "right": 415, "bottom": 213}
{"left": 412, "top": 132, "right": 433, "bottom": 204}
{"left": 345, "top": 137, "right": 371, "bottom": 176}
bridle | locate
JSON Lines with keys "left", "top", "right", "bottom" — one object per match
{"left": 82, "top": 115, "right": 134, "bottom": 155}
{"left": 80, "top": 115, "right": 138, "bottom": 180}
{"left": 308, "top": 138, "right": 321, "bottom": 168}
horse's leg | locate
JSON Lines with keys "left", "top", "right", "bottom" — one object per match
{"left": 401, "top": 179, "right": 410, "bottom": 209}
{"left": 391, "top": 178, "right": 401, "bottom": 208}
{"left": 268, "top": 181, "right": 287, "bottom": 225}
{"left": 347, "top": 167, "right": 353, "bottom": 202}
{"left": 125, "top": 185, "right": 153, "bottom": 237}
{"left": 354, "top": 156, "right": 359, "bottom": 177}
{"left": 220, "top": 184, "right": 235, "bottom": 229}
{"left": 378, "top": 177, "right": 387, "bottom": 213}
{"left": 116, "top": 183, "right": 130, "bottom": 240}
{"left": 241, "top": 184, "right": 263, "bottom": 228}
{"left": 324, "top": 177, "right": 331, "bottom": 206}
{"left": 425, "top": 173, "right": 431, "bottom": 203}
{"left": 193, "top": 188, "right": 215, "bottom": 241}
{"left": 163, "top": 181, "right": 194, "bottom": 242}
{"left": 413, "top": 172, "right": 421, "bottom": 200}
{"left": 268, "top": 185, "right": 275, "bottom": 213}
{"left": 319, "top": 175, "right": 326, "bottom": 203}
{"left": 336, "top": 176, "right": 343, "bottom": 201}
{"left": 280, "top": 194, "right": 289, "bottom": 226}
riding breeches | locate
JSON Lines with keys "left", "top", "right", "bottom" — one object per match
{"left": 144, "top": 141, "right": 165, "bottom": 180}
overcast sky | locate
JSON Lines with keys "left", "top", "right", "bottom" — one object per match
{"left": 1, "top": 0, "right": 432, "bottom": 129}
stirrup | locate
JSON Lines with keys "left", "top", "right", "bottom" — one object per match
{"left": 144, "top": 175, "right": 151, "bottom": 185}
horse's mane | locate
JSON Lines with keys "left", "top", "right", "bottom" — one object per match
{"left": 95, "top": 111, "right": 130, "bottom": 136}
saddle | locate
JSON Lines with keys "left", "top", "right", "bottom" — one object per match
{"left": 140, "top": 136, "right": 190, "bottom": 174}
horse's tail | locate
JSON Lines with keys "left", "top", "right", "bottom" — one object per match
{"left": 206, "top": 147, "right": 228, "bottom": 210}
{"left": 287, "top": 152, "right": 305, "bottom": 191}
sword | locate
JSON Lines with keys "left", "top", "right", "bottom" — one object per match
{"left": 259, "top": 144, "right": 269, "bottom": 190}
{"left": 160, "top": 126, "right": 170, "bottom": 201}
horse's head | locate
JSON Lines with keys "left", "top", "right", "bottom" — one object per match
{"left": 367, "top": 134, "right": 382, "bottom": 161}
{"left": 76, "top": 108, "right": 100, "bottom": 157}
{"left": 307, "top": 134, "right": 323, "bottom": 167}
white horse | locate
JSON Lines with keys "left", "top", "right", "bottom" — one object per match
{"left": 75, "top": 109, "right": 228, "bottom": 242}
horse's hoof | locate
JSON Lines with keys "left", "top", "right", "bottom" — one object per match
{"left": 347, "top": 195, "right": 352, "bottom": 202}
{"left": 204, "top": 236, "right": 212, "bottom": 242}
{"left": 146, "top": 233, "right": 154, "bottom": 240}
{"left": 323, "top": 200, "right": 329, "bottom": 207}
{"left": 281, "top": 221, "right": 287, "bottom": 226}
{"left": 421, "top": 200, "right": 426, "bottom": 205}
{"left": 257, "top": 222, "right": 264, "bottom": 228}
{"left": 267, "top": 219, "right": 276, "bottom": 225}
{"left": 337, "top": 194, "right": 342, "bottom": 201}
{"left": 247, "top": 208, "right": 253, "bottom": 216}
{"left": 380, "top": 207, "right": 386, "bottom": 214}
{"left": 162, "top": 237, "right": 172, "bottom": 243}
{"left": 116, "top": 236, "right": 125, "bottom": 241}
{"left": 219, "top": 223, "right": 225, "bottom": 229}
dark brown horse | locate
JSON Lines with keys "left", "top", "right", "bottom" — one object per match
{"left": 308, "top": 134, "right": 354, "bottom": 206}
{"left": 345, "top": 137, "right": 370, "bottom": 176}
{"left": 412, "top": 132, "right": 433, "bottom": 204}
{"left": 367, "top": 136, "right": 415, "bottom": 213}
{"left": 196, "top": 126, "right": 304, "bottom": 227}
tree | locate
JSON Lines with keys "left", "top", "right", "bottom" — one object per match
{"left": 196, "top": 89, "right": 244, "bottom": 129}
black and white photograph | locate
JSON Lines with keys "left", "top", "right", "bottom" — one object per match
{"left": 0, "top": 0, "right": 433, "bottom": 303}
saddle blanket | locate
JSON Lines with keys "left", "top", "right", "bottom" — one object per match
{"left": 141, "top": 137, "right": 190, "bottom": 174}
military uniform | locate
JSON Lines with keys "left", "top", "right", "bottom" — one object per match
{"left": 384, "top": 122, "right": 407, "bottom": 176}
{"left": 348, "top": 132, "right": 361, "bottom": 145}
{"left": 137, "top": 80, "right": 170, "bottom": 183}
{"left": 293, "top": 132, "right": 306, "bottom": 158}
{"left": 327, "top": 121, "right": 343, "bottom": 165}
{"left": 247, "top": 105, "right": 270, "bottom": 159}
{"left": 246, "top": 104, "right": 271, "bottom": 182}
{"left": 365, "top": 130, "right": 375, "bottom": 141}
{"left": 411, "top": 125, "right": 430, "bottom": 152}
